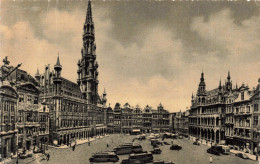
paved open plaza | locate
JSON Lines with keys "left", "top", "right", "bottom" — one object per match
{"left": 7, "top": 134, "right": 256, "bottom": 164}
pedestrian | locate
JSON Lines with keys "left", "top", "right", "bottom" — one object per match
{"left": 72, "top": 144, "right": 76, "bottom": 151}
{"left": 46, "top": 153, "right": 50, "bottom": 161}
{"left": 107, "top": 144, "right": 109, "bottom": 148}
{"left": 209, "top": 155, "right": 213, "bottom": 163}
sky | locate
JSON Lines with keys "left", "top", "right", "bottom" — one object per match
{"left": 1, "top": 0, "right": 260, "bottom": 112}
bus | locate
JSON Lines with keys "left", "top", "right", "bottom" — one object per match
{"left": 121, "top": 152, "right": 153, "bottom": 164}
{"left": 113, "top": 143, "right": 143, "bottom": 155}
{"left": 89, "top": 152, "right": 119, "bottom": 163}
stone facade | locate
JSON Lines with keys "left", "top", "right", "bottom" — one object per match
{"left": 36, "top": 1, "right": 108, "bottom": 145}
{"left": 189, "top": 72, "right": 232, "bottom": 145}
{"left": 173, "top": 110, "right": 190, "bottom": 137}
{"left": 0, "top": 83, "right": 18, "bottom": 161}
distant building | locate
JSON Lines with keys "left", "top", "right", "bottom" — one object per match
{"left": 121, "top": 103, "right": 133, "bottom": 134}
{"left": 189, "top": 72, "right": 231, "bottom": 144}
{"left": 113, "top": 103, "right": 122, "bottom": 133}
{"left": 169, "top": 112, "right": 177, "bottom": 133}
{"left": 224, "top": 84, "right": 253, "bottom": 148}
{"left": 37, "top": 1, "right": 107, "bottom": 145}
{"left": 151, "top": 103, "right": 170, "bottom": 133}
{"left": 0, "top": 80, "right": 18, "bottom": 160}
{"left": 132, "top": 106, "right": 143, "bottom": 134}
{"left": 143, "top": 105, "right": 153, "bottom": 133}
{"left": 174, "top": 110, "right": 190, "bottom": 137}
{"left": 106, "top": 106, "right": 114, "bottom": 134}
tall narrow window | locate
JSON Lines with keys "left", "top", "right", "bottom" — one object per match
{"left": 241, "top": 92, "right": 244, "bottom": 101}
{"left": 27, "top": 95, "right": 32, "bottom": 104}
{"left": 254, "top": 104, "right": 259, "bottom": 112}
{"left": 19, "top": 94, "right": 24, "bottom": 102}
{"left": 34, "top": 97, "right": 38, "bottom": 104}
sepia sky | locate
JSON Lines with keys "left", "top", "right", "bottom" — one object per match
{"left": 1, "top": 0, "right": 260, "bottom": 112}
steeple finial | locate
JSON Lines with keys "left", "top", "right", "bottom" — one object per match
{"left": 219, "top": 79, "right": 222, "bottom": 90}
{"left": 86, "top": 0, "right": 93, "bottom": 23}
{"left": 227, "top": 71, "right": 231, "bottom": 80}
{"left": 103, "top": 88, "right": 106, "bottom": 95}
{"left": 56, "top": 53, "right": 61, "bottom": 66}
{"left": 200, "top": 71, "right": 204, "bottom": 81}
{"left": 54, "top": 52, "right": 62, "bottom": 71}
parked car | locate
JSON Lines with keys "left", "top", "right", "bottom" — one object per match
{"left": 151, "top": 148, "right": 162, "bottom": 154}
{"left": 170, "top": 144, "right": 182, "bottom": 150}
{"left": 235, "top": 153, "right": 249, "bottom": 159}
{"left": 207, "top": 146, "right": 220, "bottom": 156}
{"left": 193, "top": 141, "right": 200, "bottom": 146}
{"left": 179, "top": 135, "right": 183, "bottom": 139}
{"left": 151, "top": 139, "right": 163, "bottom": 146}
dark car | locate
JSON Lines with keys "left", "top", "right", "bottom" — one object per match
{"left": 235, "top": 153, "right": 249, "bottom": 159}
{"left": 170, "top": 144, "right": 182, "bottom": 150}
{"left": 151, "top": 148, "right": 162, "bottom": 154}
{"left": 207, "top": 147, "right": 220, "bottom": 156}
{"left": 193, "top": 141, "right": 200, "bottom": 146}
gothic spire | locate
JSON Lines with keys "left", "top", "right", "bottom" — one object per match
{"left": 227, "top": 71, "right": 231, "bottom": 81}
{"left": 36, "top": 68, "right": 40, "bottom": 75}
{"left": 199, "top": 71, "right": 205, "bottom": 86}
{"left": 85, "top": 0, "right": 93, "bottom": 24}
{"left": 54, "top": 53, "right": 62, "bottom": 71}
{"left": 55, "top": 54, "right": 61, "bottom": 66}
{"left": 219, "top": 79, "right": 222, "bottom": 90}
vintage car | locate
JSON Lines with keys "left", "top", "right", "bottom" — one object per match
{"left": 150, "top": 148, "right": 162, "bottom": 154}
{"left": 235, "top": 153, "right": 249, "bottom": 159}
{"left": 207, "top": 146, "right": 221, "bottom": 156}
{"left": 151, "top": 139, "right": 163, "bottom": 146}
{"left": 170, "top": 144, "right": 182, "bottom": 150}
{"left": 193, "top": 141, "right": 200, "bottom": 146}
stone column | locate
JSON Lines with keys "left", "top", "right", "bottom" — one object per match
{"left": 214, "top": 130, "right": 217, "bottom": 144}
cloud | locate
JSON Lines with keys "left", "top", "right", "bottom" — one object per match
{"left": 1, "top": 5, "right": 259, "bottom": 112}
{"left": 0, "top": 21, "right": 57, "bottom": 74}
{"left": 191, "top": 9, "right": 260, "bottom": 60}
{"left": 189, "top": 8, "right": 260, "bottom": 94}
